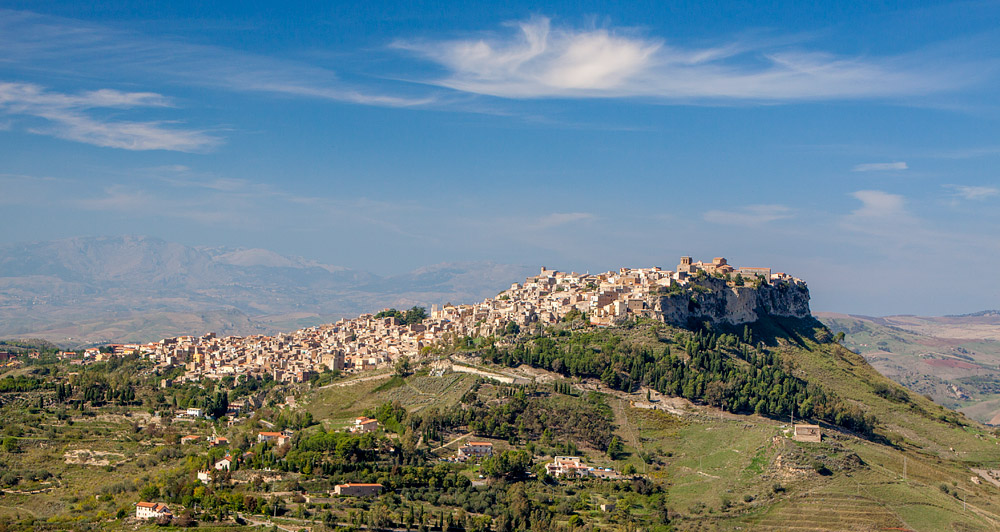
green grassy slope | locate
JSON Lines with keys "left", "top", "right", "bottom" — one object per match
{"left": 817, "top": 313, "right": 1000, "bottom": 423}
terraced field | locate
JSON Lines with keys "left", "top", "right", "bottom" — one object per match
{"left": 749, "top": 492, "right": 909, "bottom": 531}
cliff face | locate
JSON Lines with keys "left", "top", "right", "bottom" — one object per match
{"left": 652, "top": 277, "right": 810, "bottom": 327}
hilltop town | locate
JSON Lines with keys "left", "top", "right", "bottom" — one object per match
{"left": 80, "top": 257, "right": 806, "bottom": 385}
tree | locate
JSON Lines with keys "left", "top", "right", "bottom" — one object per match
{"left": 404, "top": 306, "right": 427, "bottom": 325}
{"left": 481, "top": 450, "right": 532, "bottom": 479}
{"left": 394, "top": 355, "right": 412, "bottom": 377}
{"left": 606, "top": 436, "right": 624, "bottom": 460}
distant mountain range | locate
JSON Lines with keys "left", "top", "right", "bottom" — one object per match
{"left": 0, "top": 236, "right": 534, "bottom": 347}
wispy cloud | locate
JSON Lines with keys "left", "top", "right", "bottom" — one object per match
{"left": 703, "top": 204, "right": 794, "bottom": 225}
{"left": 947, "top": 184, "right": 999, "bottom": 200}
{"left": 0, "top": 81, "right": 220, "bottom": 151}
{"left": 536, "top": 212, "right": 595, "bottom": 228}
{"left": 839, "top": 189, "right": 919, "bottom": 242}
{"left": 399, "top": 17, "right": 976, "bottom": 101}
{"left": 848, "top": 190, "right": 910, "bottom": 219}
{"left": 852, "top": 161, "right": 908, "bottom": 172}
{"left": 0, "top": 9, "right": 430, "bottom": 108}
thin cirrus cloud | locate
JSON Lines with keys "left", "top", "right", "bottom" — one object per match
{"left": 852, "top": 161, "right": 909, "bottom": 172}
{"left": 0, "top": 81, "right": 220, "bottom": 152}
{"left": 702, "top": 204, "right": 794, "bottom": 225}
{"left": 399, "top": 17, "right": 974, "bottom": 101}
{"left": 947, "top": 184, "right": 999, "bottom": 200}
{"left": 0, "top": 9, "right": 430, "bottom": 109}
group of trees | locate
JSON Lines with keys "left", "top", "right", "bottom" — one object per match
{"left": 480, "top": 324, "right": 877, "bottom": 436}
{"left": 0, "top": 375, "right": 51, "bottom": 393}
{"left": 374, "top": 306, "right": 428, "bottom": 326}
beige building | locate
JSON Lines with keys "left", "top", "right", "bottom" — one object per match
{"left": 457, "top": 441, "right": 494, "bottom": 460}
{"left": 793, "top": 424, "right": 822, "bottom": 443}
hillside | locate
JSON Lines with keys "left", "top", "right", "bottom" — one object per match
{"left": 816, "top": 312, "right": 1000, "bottom": 424}
{"left": 3, "top": 315, "right": 1000, "bottom": 531}
{"left": 0, "top": 236, "right": 534, "bottom": 347}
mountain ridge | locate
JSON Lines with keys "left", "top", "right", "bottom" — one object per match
{"left": 0, "top": 235, "right": 534, "bottom": 346}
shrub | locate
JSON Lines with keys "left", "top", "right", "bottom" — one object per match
{"left": 812, "top": 462, "right": 832, "bottom": 476}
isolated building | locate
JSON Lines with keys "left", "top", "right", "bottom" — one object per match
{"left": 457, "top": 441, "right": 494, "bottom": 461}
{"left": 351, "top": 417, "right": 379, "bottom": 434}
{"left": 793, "top": 424, "right": 822, "bottom": 443}
{"left": 135, "top": 502, "right": 171, "bottom": 519}
{"left": 333, "top": 483, "right": 383, "bottom": 497}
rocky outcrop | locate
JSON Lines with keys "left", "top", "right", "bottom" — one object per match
{"left": 652, "top": 277, "right": 810, "bottom": 327}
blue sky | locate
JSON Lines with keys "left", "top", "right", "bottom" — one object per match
{"left": 1, "top": 1, "right": 999, "bottom": 315}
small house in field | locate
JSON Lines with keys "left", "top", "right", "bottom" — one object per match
{"left": 351, "top": 417, "right": 379, "bottom": 434}
{"left": 333, "top": 483, "right": 383, "bottom": 497}
{"left": 214, "top": 456, "right": 232, "bottom": 471}
{"left": 457, "top": 441, "right": 494, "bottom": 461}
{"left": 546, "top": 456, "right": 598, "bottom": 478}
{"left": 180, "top": 435, "right": 200, "bottom": 444}
{"left": 135, "top": 502, "right": 171, "bottom": 519}
{"left": 793, "top": 424, "right": 822, "bottom": 443}
{"left": 257, "top": 431, "right": 290, "bottom": 446}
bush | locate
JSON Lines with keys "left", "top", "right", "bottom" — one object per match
{"left": 812, "top": 462, "right": 832, "bottom": 476}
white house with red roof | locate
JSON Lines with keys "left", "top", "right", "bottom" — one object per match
{"left": 135, "top": 501, "right": 172, "bottom": 519}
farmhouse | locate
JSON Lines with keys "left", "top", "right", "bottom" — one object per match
{"left": 257, "top": 431, "right": 290, "bottom": 446}
{"left": 457, "top": 441, "right": 494, "bottom": 461}
{"left": 351, "top": 417, "right": 379, "bottom": 434}
{"left": 135, "top": 502, "right": 171, "bottom": 519}
{"left": 793, "top": 424, "right": 822, "bottom": 443}
{"left": 333, "top": 483, "right": 383, "bottom": 497}
{"left": 545, "top": 456, "right": 592, "bottom": 478}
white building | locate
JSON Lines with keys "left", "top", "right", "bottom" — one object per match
{"left": 457, "top": 441, "right": 494, "bottom": 461}
{"left": 135, "top": 502, "right": 171, "bottom": 519}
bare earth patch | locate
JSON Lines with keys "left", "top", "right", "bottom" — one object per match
{"left": 63, "top": 449, "right": 125, "bottom": 466}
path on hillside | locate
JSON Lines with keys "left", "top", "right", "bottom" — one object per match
{"left": 320, "top": 373, "right": 391, "bottom": 389}
{"left": 433, "top": 432, "right": 473, "bottom": 452}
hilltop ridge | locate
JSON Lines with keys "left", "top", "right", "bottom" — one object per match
{"left": 114, "top": 257, "right": 808, "bottom": 385}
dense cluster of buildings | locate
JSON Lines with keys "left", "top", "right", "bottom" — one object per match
{"left": 114, "top": 257, "right": 797, "bottom": 384}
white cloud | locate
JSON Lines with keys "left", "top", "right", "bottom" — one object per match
{"left": 400, "top": 17, "right": 969, "bottom": 101}
{"left": 0, "top": 81, "right": 219, "bottom": 152}
{"left": 852, "top": 161, "right": 908, "bottom": 172}
{"left": 536, "top": 212, "right": 595, "bottom": 228}
{"left": 947, "top": 185, "right": 999, "bottom": 200}
{"left": 0, "top": 9, "right": 430, "bottom": 108}
{"left": 703, "top": 204, "right": 794, "bottom": 225}
{"left": 848, "top": 190, "right": 909, "bottom": 219}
